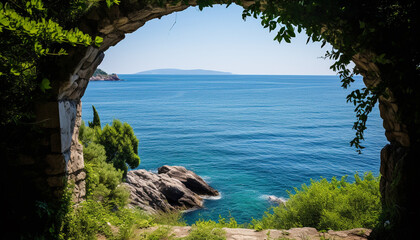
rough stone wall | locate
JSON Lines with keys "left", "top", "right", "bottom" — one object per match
{"left": 352, "top": 52, "right": 417, "bottom": 238}
{"left": 68, "top": 101, "right": 86, "bottom": 201}
{"left": 352, "top": 52, "right": 410, "bottom": 148}
{"left": 352, "top": 52, "right": 410, "bottom": 188}
{"left": 34, "top": 46, "right": 104, "bottom": 201}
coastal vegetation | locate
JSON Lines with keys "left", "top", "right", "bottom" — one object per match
{"left": 80, "top": 106, "right": 140, "bottom": 178}
{"left": 1, "top": 0, "right": 418, "bottom": 239}
{"left": 250, "top": 173, "right": 381, "bottom": 231}
{"left": 55, "top": 109, "right": 381, "bottom": 239}
{"left": 0, "top": 0, "right": 107, "bottom": 126}
{"left": 88, "top": 105, "right": 101, "bottom": 128}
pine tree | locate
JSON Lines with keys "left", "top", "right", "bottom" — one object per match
{"left": 88, "top": 105, "right": 101, "bottom": 129}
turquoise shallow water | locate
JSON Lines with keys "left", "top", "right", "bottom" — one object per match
{"left": 81, "top": 74, "right": 386, "bottom": 224}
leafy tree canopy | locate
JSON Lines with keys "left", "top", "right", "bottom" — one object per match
{"left": 97, "top": 119, "right": 141, "bottom": 177}
{"left": 0, "top": 0, "right": 116, "bottom": 125}
{"left": 80, "top": 108, "right": 140, "bottom": 178}
{"left": 93, "top": 68, "right": 108, "bottom": 76}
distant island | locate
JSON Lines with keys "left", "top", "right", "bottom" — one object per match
{"left": 90, "top": 68, "right": 121, "bottom": 81}
{"left": 135, "top": 68, "right": 233, "bottom": 75}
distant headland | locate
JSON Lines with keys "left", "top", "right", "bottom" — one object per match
{"left": 90, "top": 68, "right": 121, "bottom": 81}
{"left": 135, "top": 68, "right": 233, "bottom": 75}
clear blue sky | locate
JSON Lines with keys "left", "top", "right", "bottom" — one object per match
{"left": 98, "top": 4, "right": 339, "bottom": 75}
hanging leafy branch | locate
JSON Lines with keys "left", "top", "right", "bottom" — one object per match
{"left": 237, "top": 0, "right": 416, "bottom": 153}
{"left": 0, "top": 0, "right": 119, "bottom": 125}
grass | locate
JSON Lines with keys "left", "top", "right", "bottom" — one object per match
{"left": 178, "top": 220, "right": 226, "bottom": 240}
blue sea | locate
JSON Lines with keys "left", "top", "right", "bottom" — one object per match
{"left": 81, "top": 74, "right": 387, "bottom": 224}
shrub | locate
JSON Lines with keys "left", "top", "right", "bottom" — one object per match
{"left": 180, "top": 220, "right": 226, "bottom": 240}
{"left": 151, "top": 211, "right": 186, "bottom": 226}
{"left": 60, "top": 200, "right": 152, "bottom": 240}
{"left": 59, "top": 116, "right": 146, "bottom": 239}
{"left": 252, "top": 172, "right": 381, "bottom": 231}
{"left": 97, "top": 119, "right": 140, "bottom": 177}
{"left": 138, "top": 226, "right": 175, "bottom": 240}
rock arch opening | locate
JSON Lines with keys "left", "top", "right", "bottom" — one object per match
{"left": 80, "top": 4, "right": 387, "bottom": 223}
{"left": 6, "top": 1, "right": 417, "bottom": 239}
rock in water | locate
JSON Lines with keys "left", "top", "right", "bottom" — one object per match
{"left": 267, "top": 195, "right": 287, "bottom": 205}
{"left": 125, "top": 166, "right": 219, "bottom": 213}
{"left": 158, "top": 165, "right": 219, "bottom": 196}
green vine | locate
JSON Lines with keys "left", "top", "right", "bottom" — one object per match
{"left": 0, "top": 0, "right": 122, "bottom": 125}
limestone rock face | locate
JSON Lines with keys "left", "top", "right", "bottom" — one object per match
{"left": 125, "top": 166, "right": 219, "bottom": 213}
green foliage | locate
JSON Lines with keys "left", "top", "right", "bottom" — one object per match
{"left": 88, "top": 105, "right": 101, "bottom": 128}
{"left": 79, "top": 120, "right": 99, "bottom": 146}
{"left": 97, "top": 119, "right": 141, "bottom": 177}
{"left": 151, "top": 211, "right": 187, "bottom": 226}
{"left": 179, "top": 220, "right": 226, "bottom": 240}
{"left": 0, "top": 0, "right": 104, "bottom": 125}
{"left": 217, "top": 215, "right": 240, "bottom": 228}
{"left": 79, "top": 120, "right": 131, "bottom": 206}
{"left": 31, "top": 184, "right": 75, "bottom": 239}
{"left": 80, "top": 107, "right": 140, "bottom": 179}
{"left": 60, "top": 199, "right": 152, "bottom": 240}
{"left": 84, "top": 142, "right": 129, "bottom": 206}
{"left": 251, "top": 172, "right": 381, "bottom": 231}
{"left": 93, "top": 68, "right": 109, "bottom": 76}
{"left": 138, "top": 226, "right": 175, "bottom": 240}
{"left": 58, "top": 116, "right": 148, "bottom": 239}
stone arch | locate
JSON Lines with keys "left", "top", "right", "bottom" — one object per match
{"left": 39, "top": 1, "right": 261, "bottom": 201}
{"left": 33, "top": 1, "right": 415, "bottom": 238}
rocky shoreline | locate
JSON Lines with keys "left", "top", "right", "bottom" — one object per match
{"left": 124, "top": 165, "right": 219, "bottom": 213}
{"left": 89, "top": 73, "right": 121, "bottom": 81}
{"left": 89, "top": 68, "right": 121, "bottom": 81}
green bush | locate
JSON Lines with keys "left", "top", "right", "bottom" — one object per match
{"left": 252, "top": 172, "right": 381, "bottom": 231}
{"left": 217, "top": 215, "right": 240, "bottom": 228}
{"left": 80, "top": 121, "right": 128, "bottom": 207}
{"left": 59, "top": 116, "right": 146, "bottom": 239}
{"left": 180, "top": 220, "right": 226, "bottom": 240}
{"left": 151, "top": 211, "right": 187, "bottom": 226}
{"left": 97, "top": 119, "right": 140, "bottom": 178}
{"left": 60, "top": 199, "right": 152, "bottom": 240}
{"left": 138, "top": 226, "right": 175, "bottom": 240}
{"left": 80, "top": 108, "right": 141, "bottom": 179}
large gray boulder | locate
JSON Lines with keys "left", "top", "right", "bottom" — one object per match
{"left": 158, "top": 165, "right": 219, "bottom": 197}
{"left": 125, "top": 166, "right": 219, "bottom": 213}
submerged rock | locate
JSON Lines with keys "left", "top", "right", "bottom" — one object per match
{"left": 267, "top": 195, "right": 287, "bottom": 205}
{"left": 125, "top": 165, "right": 219, "bottom": 213}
